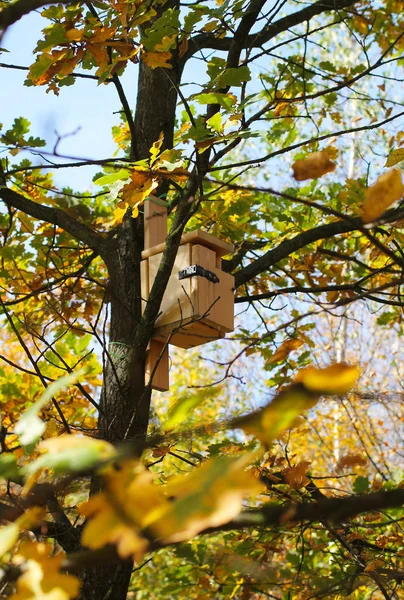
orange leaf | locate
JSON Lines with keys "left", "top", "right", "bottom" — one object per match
{"left": 141, "top": 51, "right": 173, "bottom": 69}
{"left": 364, "top": 559, "right": 384, "bottom": 572}
{"left": 292, "top": 150, "right": 336, "bottom": 181}
{"left": 294, "top": 363, "right": 360, "bottom": 395}
{"left": 65, "top": 28, "right": 85, "bottom": 42}
{"left": 336, "top": 452, "right": 367, "bottom": 471}
{"left": 282, "top": 461, "right": 311, "bottom": 489}
{"left": 361, "top": 168, "right": 404, "bottom": 224}
{"left": 268, "top": 338, "right": 304, "bottom": 364}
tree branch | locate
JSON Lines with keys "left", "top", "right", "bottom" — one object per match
{"left": 0, "top": 183, "right": 109, "bottom": 257}
{"left": 0, "top": 0, "right": 76, "bottom": 34}
{"left": 185, "top": 0, "right": 359, "bottom": 61}
{"left": 59, "top": 487, "right": 404, "bottom": 572}
{"left": 228, "top": 192, "right": 404, "bottom": 288}
{"left": 225, "top": 488, "right": 404, "bottom": 531}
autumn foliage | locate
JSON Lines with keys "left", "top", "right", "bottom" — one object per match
{"left": 0, "top": 0, "right": 404, "bottom": 599}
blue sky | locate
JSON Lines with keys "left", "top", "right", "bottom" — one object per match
{"left": 1, "top": 12, "right": 140, "bottom": 189}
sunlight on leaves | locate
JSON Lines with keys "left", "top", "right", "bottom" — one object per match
{"left": 145, "top": 453, "right": 264, "bottom": 544}
{"left": 268, "top": 338, "right": 304, "bottom": 364}
{"left": 385, "top": 148, "right": 404, "bottom": 168}
{"left": 141, "top": 51, "right": 173, "bottom": 69}
{"left": 294, "top": 363, "right": 360, "bottom": 394}
{"left": 292, "top": 149, "right": 337, "bottom": 181}
{"left": 9, "top": 542, "right": 81, "bottom": 600}
{"left": 165, "top": 387, "right": 221, "bottom": 430}
{"left": 235, "top": 364, "right": 360, "bottom": 443}
{"left": 14, "top": 371, "right": 85, "bottom": 451}
{"left": 361, "top": 168, "right": 404, "bottom": 223}
{"left": 25, "top": 434, "right": 116, "bottom": 477}
{"left": 80, "top": 455, "right": 263, "bottom": 556}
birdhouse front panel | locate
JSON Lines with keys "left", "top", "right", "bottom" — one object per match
{"left": 141, "top": 231, "right": 235, "bottom": 349}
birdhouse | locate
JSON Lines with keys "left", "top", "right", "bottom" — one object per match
{"left": 141, "top": 229, "right": 235, "bottom": 349}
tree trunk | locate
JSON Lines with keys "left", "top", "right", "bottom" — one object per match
{"left": 79, "top": 560, "right": 133, "bottom": 600}
{"left": 78, "top": 6, "right": 181, "bottom": 596}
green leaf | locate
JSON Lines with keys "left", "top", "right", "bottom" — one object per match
{"left": 165, "top": 388, "right": 220, "bottom": 430}
{"left": 353, "top": 476, "right": 370, "bottom": 493}
{"left": 216, "top": 66, "right": 251, "bottom": 88}
{"left": 0, "top": 454, "right": 20, "bottom": 481}
{"left": 0, "top": 523, "right": 19, "bottom": 559}
{"left": 206, "top": 112, "right": 223, "bottom": 133}
{"left": 195, "top": 92, "right": 237, "bottom": 110}
{"left": 15, "top": 370, "right": 84, "bottom": 450}
{"left": 94, "top": 169, "right": 131, "bottom": 187}
{"left": 24, "top": 435, "right": 116, "bottom": 476}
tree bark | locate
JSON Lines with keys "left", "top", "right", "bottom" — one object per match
{"left": 79, "top": 5, "right": 181, "bottom": 598}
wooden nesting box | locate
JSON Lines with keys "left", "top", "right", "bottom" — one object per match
{"left": 141, "top": 230, "right": 234, "bottom": 349}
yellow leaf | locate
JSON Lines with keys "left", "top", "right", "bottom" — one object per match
{"left": 154, "top": 34, "right": 177, "bottom": 52}
{"left": 121, "top": 171, "right": 159, "bottom": 206}
{"left": 294, "top": 363, "right": 360, "bottom": 394}
{"left": 268, "top": 338, "right": 304, "bottom": 364}
{"left": 112, "top": 204, "right": 128, "bottom": 225}
{"left": 336, "top": 452, "right": 367, "bottom": 471}
{"left": 362, "top": 168, "right": 404, "bottom": 223}
{"left": 80, "top": 462, "right": 165, "bottom": 559}
{"left": 39, "top": 434, "right": 115, "bottom": 457}
{"left": 141, "top": 51, "right": 173, "bottom": 69}
{"left": 282, "top": 461, "right": 311, "bottom": 489}
{"left": 235, "top": 384, "right": 320, "bottom": 444}
{"left": 0, "top": 523, "right": 19, "bottom": 559}
{"left": 235, "top": 364, "right": 360, "bottom": 444}
{"left": 80, "top": 493, "right": 149, "bottom": 560}
{"left": 146, "top": 453, "right": 264, "bottom": 543}
{"left": 56, "top": 49, "right": 84, "bottom": 79}
{"left": 353, "top": 15, "right": 370, "bottom": 35}
{"left": 149, "top": 132, "right": 164, "bottom": 163}
{"left": 64, "top": 28, "right": 85, "bottom": 42}
{"left": 364, "top": 559, "right": 384, "bottom": 573}
{"left": 9, "top": 542, "right": 81, "bottom": 600}
{"left": 292, "top": 150, "right": 337, "bottom": 181}
{"left": 326, "top": 290, "right": 339, "bottom": 303}
{"left": 81, "top": 456, "right": 263, "bottom": 551}
{"left": 385, "top": 147, "right": 404, "bottom": 167}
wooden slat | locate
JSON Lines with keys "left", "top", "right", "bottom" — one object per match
{"left": 142, "top": 229, "right": 234, "bottom": 260}
{"left": 145, "top": 340, "right": 169, "bottom": 391}
{"left": 144, "top": 197, "right": 167, "bottom": 249}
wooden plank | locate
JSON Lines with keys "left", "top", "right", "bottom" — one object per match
{"left": 143, "top": 196, "right": 170, "bottom": 392}
{"left": 154, "top": 321, "right": 224, "bottom": 349}
{"left": 145, "top": 340, "right": 169, "bottom": 391}
{"left": 144, "top": 197, "right": 167, "bottom": 249}
{"left": 140, "top": 259, "right": 149, "bottom": 315}
{"left": 148, "top": 244, "right": 193, "bottom": 328}
{"left": 191, "top": 244, "right": 217, "bottom": 323}
{"left": 142, "top": 229, "right": 234, "bottom": 260}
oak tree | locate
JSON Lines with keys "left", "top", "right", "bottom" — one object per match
{"left": 0, "top": 0, "right": 404, "bottom": 598}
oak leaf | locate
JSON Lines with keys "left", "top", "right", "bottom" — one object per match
{"left": 385, "top": 148, "right": 404, "bottom": 167}
{"left": 9, "top": 541, "right": 80, "bottom": 600}
{"left": 235, "top": 364, "right": 360, "bottom": 444}
{"left": 145, "top": 453, "right": 264, "bottom": 543}
{"left": 292, "top": 149, "right": 337, "bottom": 181}
{"left": 80, "top": 462, "right": 166, "bottom": 559}
{"left": 361, "top": 168, "right": 404, "bottom": 223}
{"left": 282, "top": 461, "right": 311, "bottom": 489}
{"left": 364, "top": 559, "right": 384, "bottom": 572}
{"left": 268, "top": 338, "right": 304, "bottom": 364}
{"left": 294, "top": 363, "right": 360, "bottom": 395}
{"left": 141, "top": 51, "right": 172, "bottom": 69}
{"left": 336, "top": 452, "right": 367, "bottom": 471}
